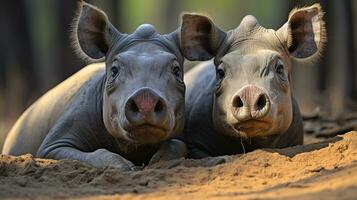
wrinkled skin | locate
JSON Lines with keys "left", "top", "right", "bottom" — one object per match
{"left": 2, "top": 2, "right": 188, "bottom": 170}
{"left": 182, "top": 4, "right": 326, "bottom": 158}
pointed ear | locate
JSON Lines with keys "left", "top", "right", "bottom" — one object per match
{"left": 180, "top": 13, "right": 227, "bottom": 61}
{"left": 163, "top": 29, "right": 185, "bottom": 64}
{"left": 72, "top": 2, "right": 123, "bottom": 61}
{"left": 277, "top": 3, "right": 326, "bottom": 61}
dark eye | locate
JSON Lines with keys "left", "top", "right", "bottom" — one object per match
{"left": 110, "top": 66, "right": 119, "bottom": 77}
{"left": 275, "top": 60, "right": 287, "bottom": 81}
{"left": 172, "top": 65, "right": 181, "bottom": 78}
{"left": 276, "top": 63, "right": 284, "bottom": 75}
{"left": 172, "top": 62, "right": 184, "bottom": 85}
{"left": 216, "top": 68, "right": 225, "bottom": 79}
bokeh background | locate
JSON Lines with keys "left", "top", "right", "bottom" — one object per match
{"left": 0, "top": 0, "right": 356, "bottom": 148}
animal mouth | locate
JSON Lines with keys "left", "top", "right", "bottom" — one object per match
{"left": 125, "top": 124, "right": 168, "bottom": 143}
{"left": 233, "top": 120, "right": 271, "bottom": 137}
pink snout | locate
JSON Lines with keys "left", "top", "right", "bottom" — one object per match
{"left": 231, "top": 85, "right": 271, "bottom": 121}
{"left": 125, "top": 88, "right": 167, "bottom": 125}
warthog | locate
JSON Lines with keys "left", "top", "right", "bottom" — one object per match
{"left": 3, "top": 2, "right": 190, "bottom": 170}
{"left": 181, "top": 4, "right": 326, "bottom": 158}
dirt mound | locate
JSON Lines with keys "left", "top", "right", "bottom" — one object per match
{"left": 1, "top": 131, "right": 357, "bottom": 200}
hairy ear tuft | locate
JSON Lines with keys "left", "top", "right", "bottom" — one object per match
{"left": 278, "top": 3, "right": 326, "bottom": 63}
{"left": 70, "top": 1, "right": 121, "bottom": 63}
{"left": 180, "top": 13, "right": 227, "bottom": 61}
{"left": 70, "top": 2, "right": 96, "bottom": 63}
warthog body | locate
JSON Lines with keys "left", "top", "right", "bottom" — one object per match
{"left": 181, "top": 4, "right": 326, "bottom": 158}
{"left": 2, "top": 2, "right": 189, "bottom": 170}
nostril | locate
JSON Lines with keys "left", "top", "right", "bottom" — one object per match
{"left": 154, "top": 100, "right": 164, "bottom": 113}
{"left": 233, "top": 96, "right": 244, "bottom": 108}
{"left": 129, "top": 99, "right": 139, "bottom": 113}
{"left": 256, "top": 94, "right": 267, "bottom": 110}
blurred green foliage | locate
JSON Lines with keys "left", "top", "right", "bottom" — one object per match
{"left": 91, "top": 0, "right": 289, "bottom": 32}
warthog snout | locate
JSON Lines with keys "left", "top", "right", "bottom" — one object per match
{"left": 125, "top": 88, "right": 168, "bottom": 126}
{"left": 232, "top": 85, "right": 271, "bottom": 121}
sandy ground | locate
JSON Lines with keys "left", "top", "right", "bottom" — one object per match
{"left": 0, "top": 131, "right": 356, "bottom": 200}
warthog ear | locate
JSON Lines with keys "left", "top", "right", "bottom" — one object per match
{"left": 180, "top": 13, "right": 227, "bottom": 61}
{"left": 277, "top": 3, "right": 326, "bottom": 61}
{"left": 72, "top": 2, "right": 124, "bottom": 62}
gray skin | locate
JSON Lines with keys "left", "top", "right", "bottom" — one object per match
{"left": 181, "top": 4, "right": 326, "bottom": 158}
{"left": 2, "top": 2, "right": 188, "bottom": 170}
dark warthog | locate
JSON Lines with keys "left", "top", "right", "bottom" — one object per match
{"left": 2, "top": 2, "right": 188, "bottom": 170}
{"left": 181, "top": 4, "right": 326, "bottom": 158}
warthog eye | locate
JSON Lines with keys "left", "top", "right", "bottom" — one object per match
{"left": 216, "top": 68, "right": 225, "bottom": 80}
{"left": 276, "top": 64, "right": 284, "bottom": 75}
{"left": 107, "top": 64, "right": 120, "bottom": 89}
{"left": 274, "top": 59, "right": 287, "bottom": 81}
{"left": 172, "top": 62, "right": 183, "bottom": 85}
{"left": 111, "top": 67, "right": 119, "bottom": 77}
{"left": 172, "top": 66, "right": 181, "bottom": 78}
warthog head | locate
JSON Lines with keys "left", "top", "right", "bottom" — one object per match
{"left": 181, "top": 4, "right": 326, "bottom": 138}
{"left": 73, "top": 2, "right": 186, "bottom": 144}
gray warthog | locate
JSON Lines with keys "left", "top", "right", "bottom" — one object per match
{"left": 2, "top": 2, "right": 189, "bottom": 170}
{"left": 181, "top": 4, "right": 326, "bottom": 158}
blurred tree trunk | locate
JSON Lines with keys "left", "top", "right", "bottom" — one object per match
{"left": 325, "top": 0, "right": 357, "bottom": 114}
{"left": 289, "top": 0, "right": 357, "bottom": 116}
{"left": 0, "top": 38, "right": 5, "bottom": 120}
{"left": 56, "top": 0, "right": 84, "bottom": 80}
{"left": 25, "top": 0, "right": 60, "bottom": 94}
{"left": 0, "top": 41, "right": 5, "bottom": 90}
{"left": 346, "top": 0, "right": 357, "bottom": 105}
{"left": 164, "top": 0, "right": 181, "bottom": 32}
{"left": 353, "top": 1, "right": 357, "bottom": 101}
{"left": 0, "top": 0, "right": 37, "bottom": 113}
